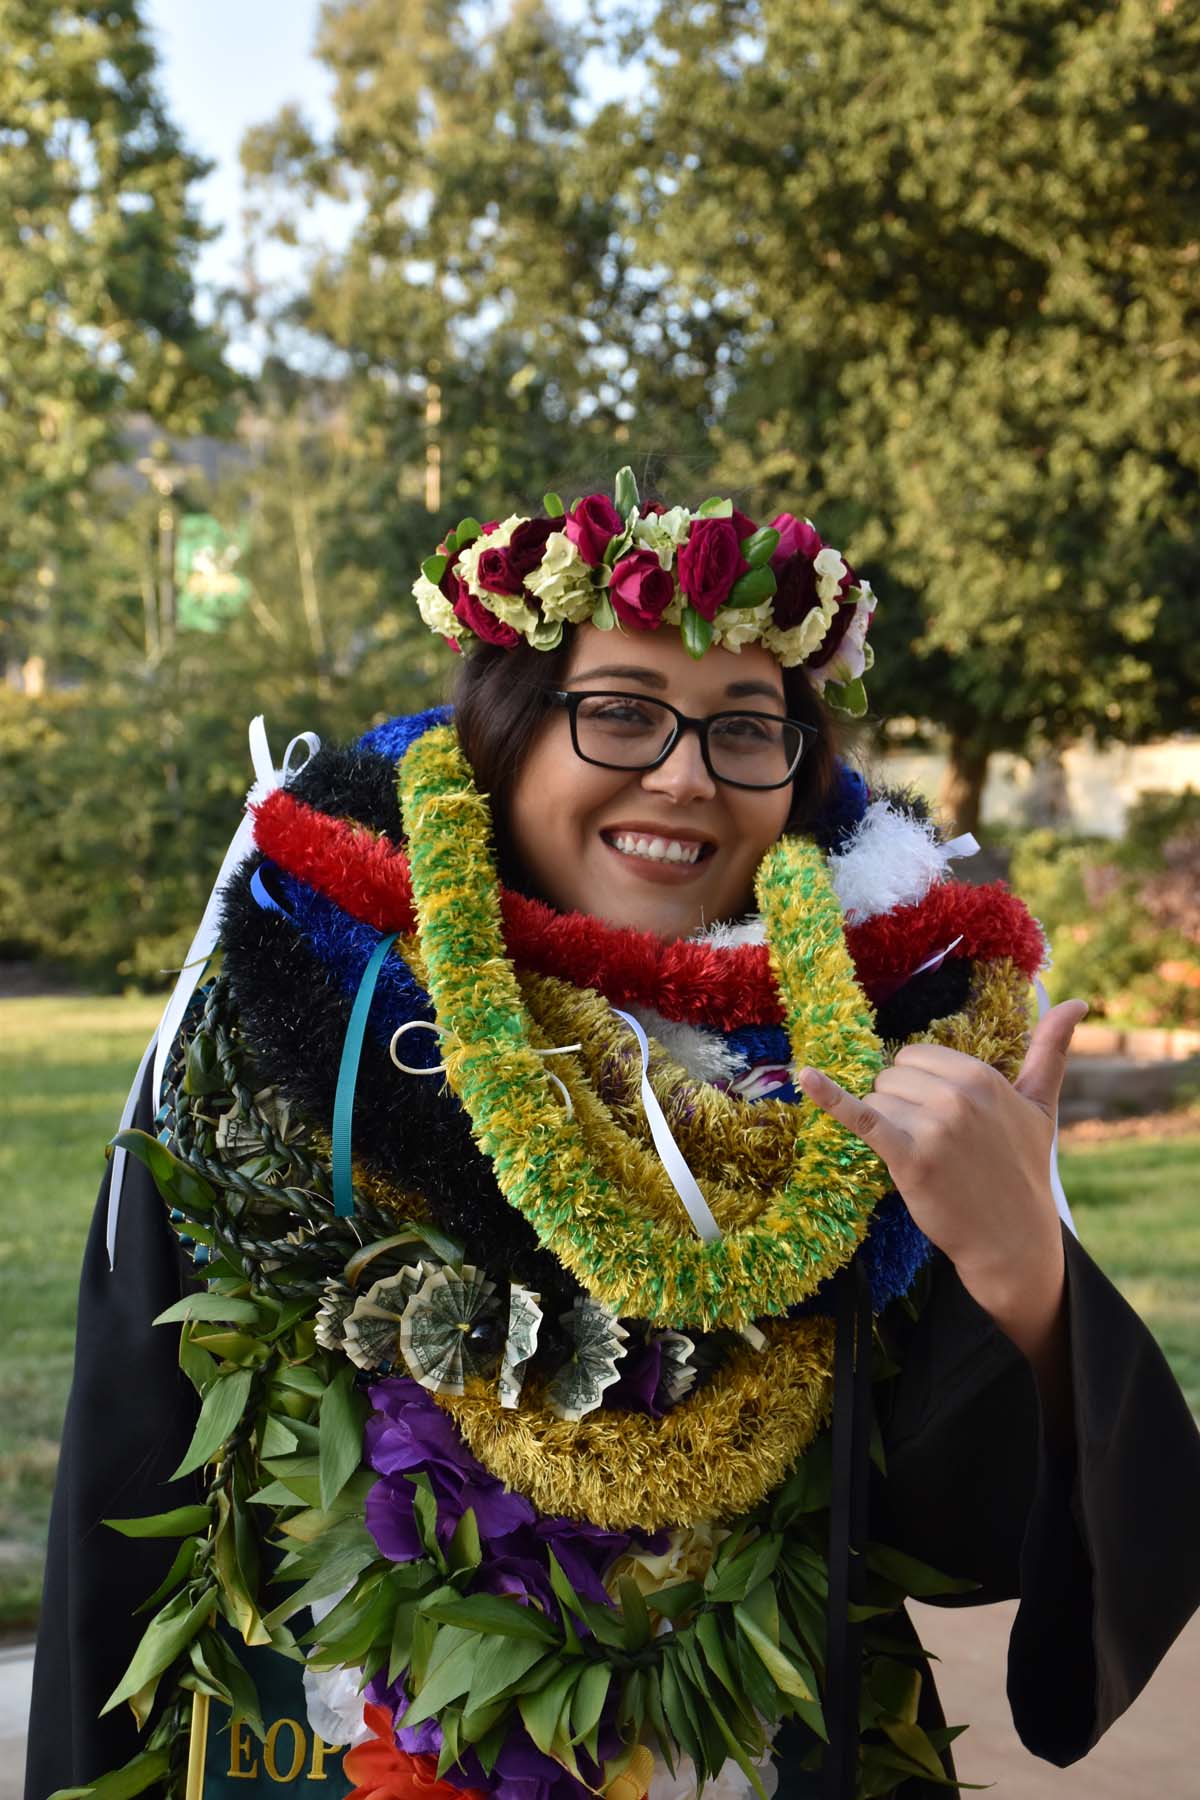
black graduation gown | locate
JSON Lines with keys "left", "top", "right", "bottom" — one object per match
{"left": 25, "top": 1072, "right": 1200, "bottom": 1800}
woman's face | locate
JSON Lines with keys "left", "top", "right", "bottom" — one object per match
{"left": 508, "top": 624, "right": 797, "bottom": 939}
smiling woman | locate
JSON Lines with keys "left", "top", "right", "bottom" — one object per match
{"left": 27, "top": 471, "right": 1200, "bottom": 1800}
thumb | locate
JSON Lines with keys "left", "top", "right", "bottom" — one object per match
{"left": 1015, "top": 998, "right": 1089, "bottom": 1118}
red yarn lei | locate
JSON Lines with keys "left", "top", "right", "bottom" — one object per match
{"left": 252, "top": 788, "right": 1044, "bottom": 1028}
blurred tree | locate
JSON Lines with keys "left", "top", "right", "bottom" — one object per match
{"left": 590, "top": 0, "right": 1200, "bottom": 828}
{"left": 0, "top": 0, "right": 237, "bottom": 686}
{"left": 237, "top": 0, "right": 710, "bottom": 518}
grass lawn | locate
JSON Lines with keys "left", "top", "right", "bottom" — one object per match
{"left": 1060, "top": 1134, "right": 1200, "bottom": 1417}
{"left": 0, "top": 993, "right": 163, "bottom": 1630}
{"left": 1, "top": 993, "right": 1198, "bottom": 1633}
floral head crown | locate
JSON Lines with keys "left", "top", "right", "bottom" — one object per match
{"left": 412, "top": 465, "right": 876, "bottom": 715}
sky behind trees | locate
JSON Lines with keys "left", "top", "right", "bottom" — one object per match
{"left": 142, "top": 0, "right": 633, "bottom": 359}
{"left": 144, "top": 0, "right": 340, "bottom": 337}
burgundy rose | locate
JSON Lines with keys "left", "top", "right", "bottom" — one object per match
{"left": 640, "top": 501, "right": 669, "bottom": 518}
{"left": 452, "top": 586, "right": 520, "bottom": 648}
{"left": 677, "top": 517, "right": 747, "bottom": 621}
{"left": 507, "top": 517, "right": 558, "bottom": 581}
{"left": 768, "top": 511, "right": 823, "bottom": 631}
{"left": 729, "top": 507, "right": 759, "bottom": 542}
{"left": 609, "top": 548, "right": 676, "bottom": 631}
{"left": 565, "top": 494, "right": 623, "bottom": 564}
{"left": 475, "top": 544, "right": 520, "bottom": 595}
{"left": 770, "top": 557, "right": 820, "bottom": 631}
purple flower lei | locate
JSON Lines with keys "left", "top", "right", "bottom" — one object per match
{"left": 362, "top": 1377, "right": 666, "bottom": 1800}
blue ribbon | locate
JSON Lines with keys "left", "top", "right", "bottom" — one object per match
{"left": 250, "top": 862, "right": 295, "bottom": 921}
{"left": 332, "top": 930, "right": 398, "bottom": 1217}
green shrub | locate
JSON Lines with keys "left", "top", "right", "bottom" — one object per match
{"left": 1008, "top": 791, "right": 1200, "bottom": 1027}
{"left": 0, "top": 649, "right": 441, "bottom": 988}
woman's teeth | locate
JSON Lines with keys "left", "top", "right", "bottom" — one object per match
{"left": 609, "top": 832, "right": 705, "bottom": 865}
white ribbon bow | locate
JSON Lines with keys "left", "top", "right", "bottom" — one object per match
{"left": 106, "top": 718, "right": 319, "bottom": 1271}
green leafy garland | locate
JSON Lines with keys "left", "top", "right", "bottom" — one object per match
{"left": 57, "top": 980, "right": 973, "bottom": 1800}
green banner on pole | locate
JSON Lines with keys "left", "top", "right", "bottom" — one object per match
{"left": 176, "top": 513, "right": 251, "bottom": 633}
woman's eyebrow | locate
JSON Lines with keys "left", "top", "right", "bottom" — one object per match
{"left": 725, "top": 680, "right": 787, "bottom": 704}
{"left": 569, "top": 666, "right": 785, "bottom": 706}
{"left": 570, "top": 665, "right": 668, "bottom": 687}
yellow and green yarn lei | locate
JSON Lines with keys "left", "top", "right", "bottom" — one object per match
{"left": 398, "top": 724, "right": 890, "bottom": 1331}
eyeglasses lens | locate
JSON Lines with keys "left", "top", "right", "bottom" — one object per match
{"left": 573, "top": 696, "right": 802, "bottom": 787}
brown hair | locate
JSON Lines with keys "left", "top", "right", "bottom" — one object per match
{"left": 452, "top": 628, "right": 839, "bottom": 893}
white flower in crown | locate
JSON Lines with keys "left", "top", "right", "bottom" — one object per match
{"left": 820, "top": 582, "right": 877, "bottom": 685}
{"left": 523, "top": 530, "right": 596, "bottom": 623}
{"left": 661, "top": 586, "right": 686, "bottom": 627}
{"left": 813, "top": 544, "right": 849, "bottom": 604}
{"left": 762, "top": 591, "right": 840, "bottom": 667}
{"left": 711, "top": 596, "right": 775, "bottom": 653}
{"left": 411, "top": 571, "right": 461, "bottom": 642}
{"left": 484, "top": 589, "right": 540, "bottom": 633}
{"left": 631, "top": 504, "right": 694, "bottom": 570}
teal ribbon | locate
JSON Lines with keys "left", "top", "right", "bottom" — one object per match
{"left": 332, "top": 930, "right": 398, "bottom": 1218}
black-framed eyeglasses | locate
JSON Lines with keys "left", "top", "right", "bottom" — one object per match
{"left": 549, "top": 689, "right": 816, "bottom": 791}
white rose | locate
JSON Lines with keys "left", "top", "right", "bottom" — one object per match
{"left": 302, "top": 1592, "right": 372, "bottom": 1747}
{"left": 604, "top": 1520, "right": 730, "bottom": 1605}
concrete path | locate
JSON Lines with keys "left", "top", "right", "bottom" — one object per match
{"left": 911, "top": 1599, "right": 1200, "bottom": 1795}
{"left": 5, "top": 1607, "right": 1197, "bottom": 1798}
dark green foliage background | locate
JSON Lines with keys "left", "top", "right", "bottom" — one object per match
{"left": 2, "top": 0, "right": 1198, "bottom": 980}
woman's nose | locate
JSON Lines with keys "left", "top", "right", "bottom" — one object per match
{"left": 640, "top": 726, "right": 717, "bottom": 803}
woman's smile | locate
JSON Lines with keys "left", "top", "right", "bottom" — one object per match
{"left": 600, "top": 822, "right": 716, "bottom": 874}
